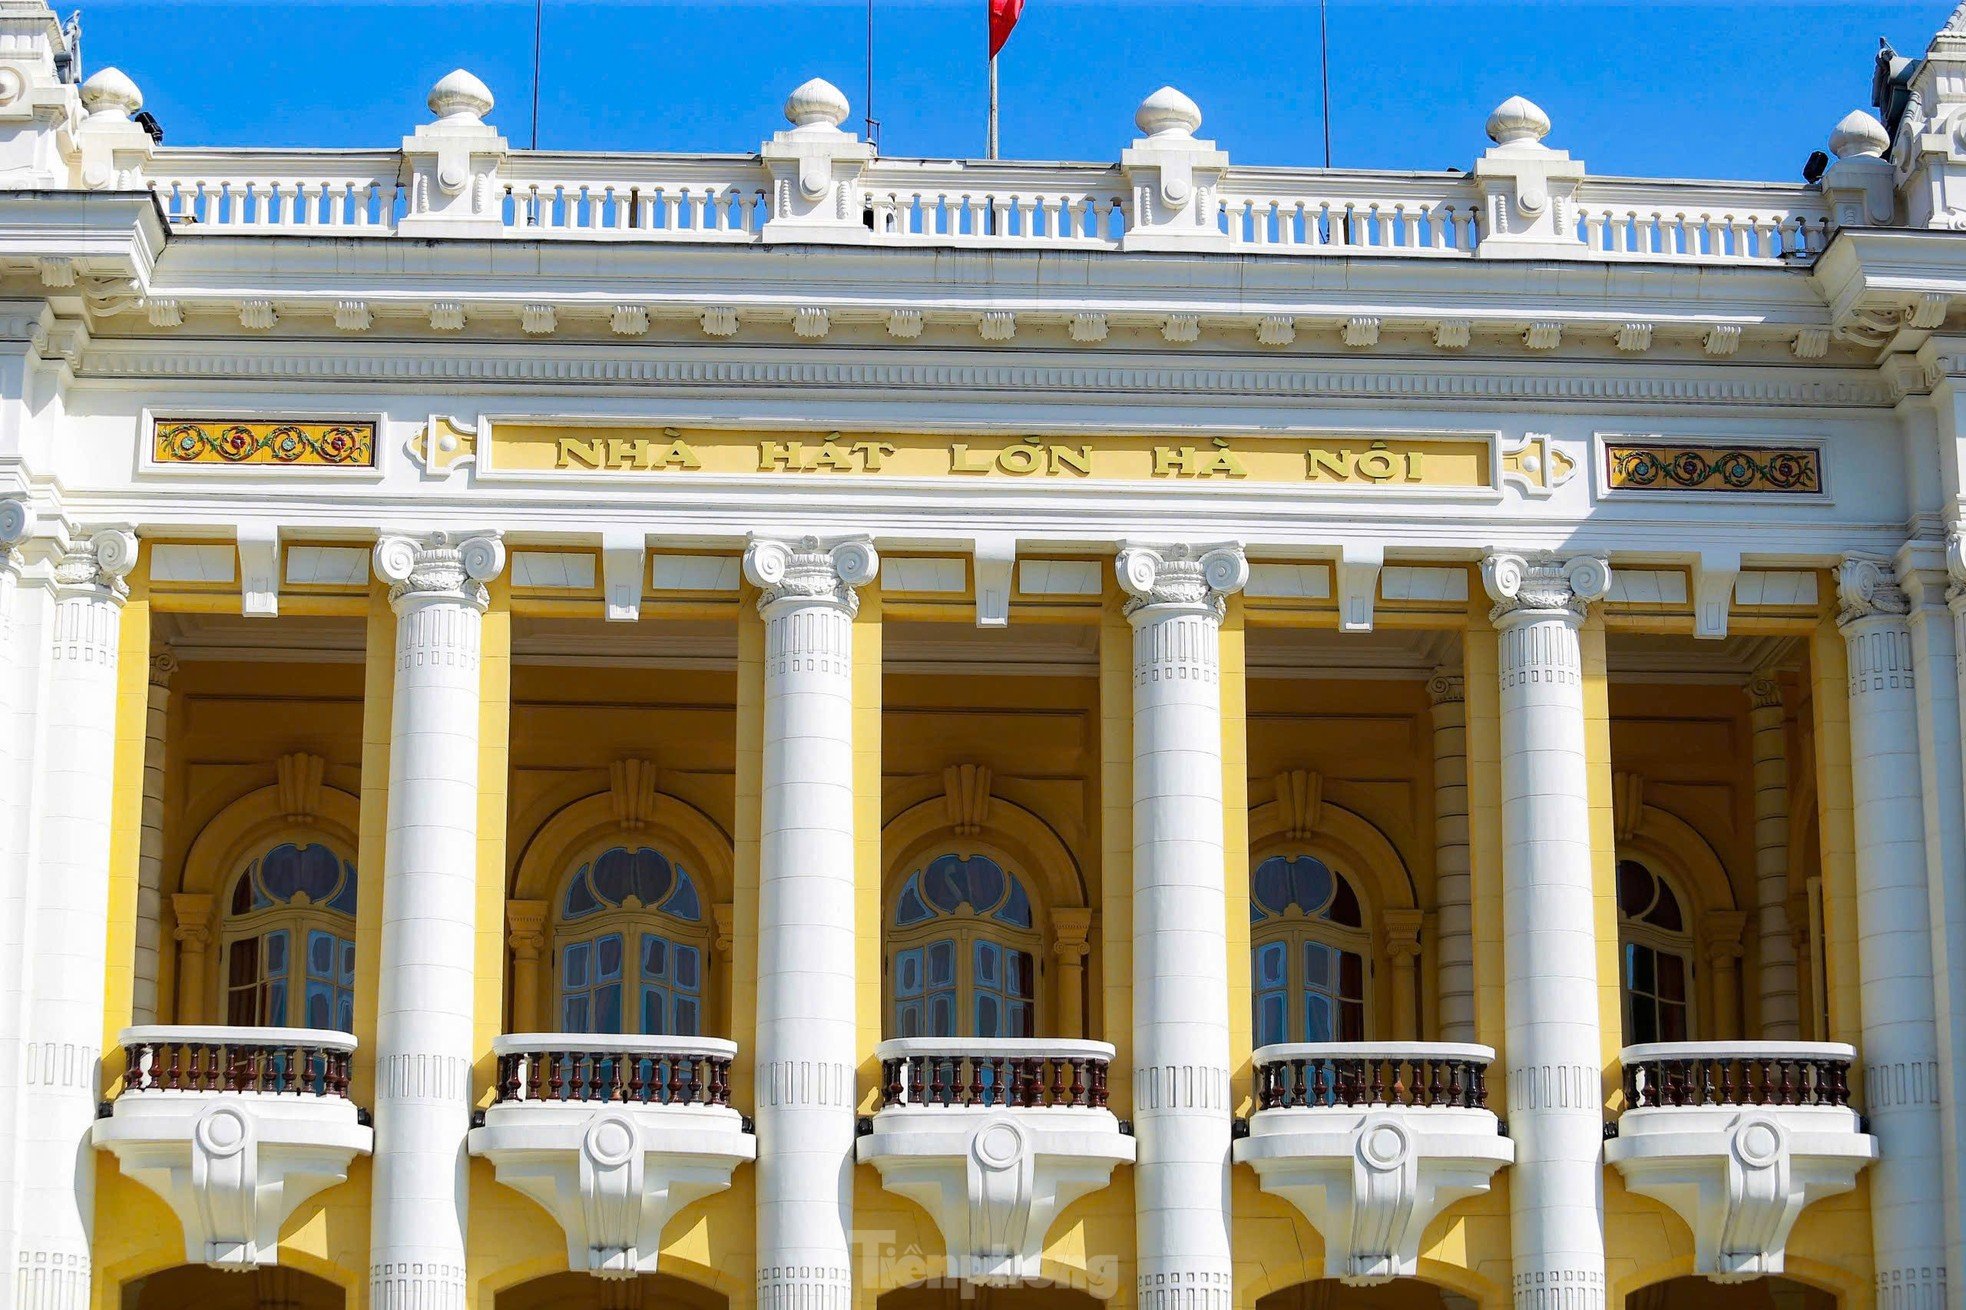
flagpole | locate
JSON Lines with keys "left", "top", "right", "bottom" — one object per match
{"left": 987, "top": 54, "right": 999, "bottom": 160}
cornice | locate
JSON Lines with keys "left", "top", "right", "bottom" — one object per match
{"left": 69, "top": 337, "right": 1899, "bottom": 409}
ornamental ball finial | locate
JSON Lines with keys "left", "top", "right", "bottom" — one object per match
{"left": 1135, "top": 86, "right": 1202, "bottom": 139}
{"left": 1486, "top": 95, "right": 1551, "bottom": 147}
{"left": 1829, "top": 110, "right": 1890, "bottom": 160}
{"left": 428, "top": 69, "right": 494, "bottom": 124}
{"left": 783, "top": 77, "right": 850, "bottom": 130}
{"left": 79, "top": 67, "right": 142, "bottom": 120}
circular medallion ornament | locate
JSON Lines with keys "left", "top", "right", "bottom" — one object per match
{"left": 1731, "top": 1116, "right": 1785, "bottom": 1171}
{"left": 971, "top": 1118, "right": 1027, "bottom": 1172}
{"left": 1356, "top": 1116, "right": 1411, "bottom": 1172}
{"left": 193, "top": 1105, "right": 251, "bottom": 1160}
{"left": 584, "top": 1114, "right": 639, "bottom": 1169}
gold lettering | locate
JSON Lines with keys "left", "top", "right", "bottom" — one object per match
{"left": 1200, "top": 444, "right": 1247, "bottom": 477}
{"left": 1049, "top": 445, "right": 1093, "bottom": 476}
{"left": 1154, "top": 446, "right": 1196, "bottom": 477}
{"left": 556, "top": 437, "right": 605, "bottom": 469}
{"left": 811, "top": 441, "right": 858, "bottom": 471}
{"left": 607, "top": 438, "right": 650, "bottom": 468}
{"left": 653, "top": 440, "right": 701, "bottom": 470}
{"left": 997, "top": 443, "right": 1043, "bottom": 475}
{"left": 854, "top": 441, "right": 896, "bottom": 472}
{"left": 1405, "top": 452, "right": 1424, "bottom": 481}
{"left": 1355, "top": 443, "right": 1398, "bottom": 482}
{"left": 759, "top": 441, "right": 803, "bottom": 471}
{"left": 1307, "top": 448, "right": 1349, "bottom": 480}
{"left": 950, "top": 443, "right": 991, "bottom": 474}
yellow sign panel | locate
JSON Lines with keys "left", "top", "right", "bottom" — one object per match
{"left": 490, "top": 426, "right": 1493, "bottom": 488}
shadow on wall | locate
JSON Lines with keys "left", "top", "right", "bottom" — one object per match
{"left": 1256, "top": 1279, "right": 1471, "bottom": 1310}
{"left": 1627, "top": 1278, "right": 1835, "bottom": 1310}
{"left": 123, "top": 1265, "right": 345, "bottom": 1310}
{"left": 493, "top": 1272, "right": 729, "bottom": 1309}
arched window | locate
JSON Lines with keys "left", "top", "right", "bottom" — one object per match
{"left": 888, "top": 854, "right": 1040, "bottom": 1039}
{"left": 222, "top": 841, "right": 358, "bottom": 1031}
{"left": 1618, "top": 859, "right": 1693, "bottom": 1044}
{"left": 554, "top": 845, "right": 707, "bottom": 1036}
{"left": 1251, "top": 853, "right": 1368, "bottom": 1046}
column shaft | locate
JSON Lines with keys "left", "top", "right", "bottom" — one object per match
{"left": 14, "top": 529, "right": 135, "bottom": 1310}
{"left": 1837, "top": 558, "right": 1948, "bottom": 1306}
{"left": 1428, "top": 672, "right": 1475, "bottom": 1043}
{"left": 1119, "top": 543, "right": 1246, "bottom": 1310}
{"left": 367, "top": 533, "right": 503, "bottom": 1310}
{"left": 1746, "top": 678, "right": 1800, "bottom": 1040}
{"left": 744, "top": 537, "right": 876, "bottom": 1310}
{"left": 1482, "top": 552, "right": 1610, "bottom": 1310}
{"left": 0, "top": 498, "right": 30, "bottom": 1289}
{"left": 131, "top": 652, "right": 174, "bottom": 1024}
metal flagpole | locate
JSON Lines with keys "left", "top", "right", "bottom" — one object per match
{"left": 987, "top": 54, "right": 999, "bottom": 159}
{"left": 1319, "top": 0, "right": 1331, "bottom": 167}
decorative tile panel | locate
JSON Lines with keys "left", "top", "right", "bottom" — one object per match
{"left": 1604, "top": 443, "right": 1821, "bottom": 495}
{"left": 152, "top": 418, "right": 377, "bottom": 468}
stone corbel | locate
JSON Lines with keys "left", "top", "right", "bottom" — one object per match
{"left": 1613, "top": 772, "right": 1645, "bottom": 842}
{"left": 1693, "top": 550, "right": 1740, "bottom": 640}
{"left": 1119, "top": 88, "right": 1231, "bottom": 253}
{"left": 942, "top": 763, "right": 992, "bottom": 837}
{"left": 759, "top": 79, "right": 874, "bottom": 245}
{"left": 237, "top": 524, "right": 279, "bottom": 618}
{"left": 972, "top": 533, "right": 1016, "bottom": 629}
{"left": 609, "top": 759, "right": 660, "bottom": 831}
{"left": 275, "top": 752, "right": 326, "bottom": 823}
{"left": 1276, "top": 770, "right": 1323, "bottom": 842}
{"left": 1335, "top": 544, "right": 1382, "bottom": 634}
{"left": 601, "top": 529, "right": 646, "bottom": 623}
{"left": 399, "top": 71, "right": 508, "bottom": 238}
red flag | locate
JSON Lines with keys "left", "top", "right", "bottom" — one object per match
{"left": 989, "top": 0, "right": 1024, "bottom": 58}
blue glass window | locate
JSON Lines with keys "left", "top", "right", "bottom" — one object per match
{"left": 224, "top": 840, "right": 357, "bottom": 1029}
{"left": 555, "top": 845, "right": 709, "bottom": 1037}
{"left": 1251, "top": 855, "right": 1367, "bottom": 1045}
{"left": 888, "top": 853, "right": 1042, "bottom": 1039}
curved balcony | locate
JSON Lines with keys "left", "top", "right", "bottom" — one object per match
{"left": 1233, "top": 1043, "right": 1513, "bottom": 1287}
{"left": 466, "top": 1035, "right": 755, "bottom": 1280}
{"left": 91, "top": 1026, "right": 372, "bottom": 1271}
{"left": 1604, "top": 1041, "right": 1876, "bottom": 1284}
{"left": 856, "top": 1038, "right": 1134, "bottom": 1286}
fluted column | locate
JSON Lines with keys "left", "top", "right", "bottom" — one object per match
{"left": 1116, "top": 541, "right": 1248, "bottom": 1310}
{"left": 1428, "top": 670, "right": 1475, "bottom": 1043}
{"left": 742, "top": 534, "right": 877, "bottom": 1310}
{"left": 1480, "top": 551, "right": 1610, "bottom": 1310}
{"left": 131, "top": 650, "right": 176, "bottom": 1024}
{"left": 15, "top": 526, "right": 137, "bottom": 1310}
{"left": 1746, "top": 676, "right": 1800, "bottom": 1040}
{"left": 367, "top": 531, "right": 505, "bottom": 1310}
{"left": 1835, "top": 555, "right": 1947, "bottom": 1308}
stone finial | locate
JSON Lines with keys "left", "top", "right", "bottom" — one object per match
{"left": 1135, "top": 86, "right": 1202, "bottom": 139}
{"left": 79, "top": 67, "right": 141, "bottom": 120}
{"left": 427, "top": 69, "right": 494, "bottom": 124}
{"left": 783, "top": 77, "right": 850, "bottom": 131}
{"left": 1829, "top": 110, "right": 1890, "bottom": 160}
{"left": 1485, "top": 95, "right": 1551, "bottom": 148}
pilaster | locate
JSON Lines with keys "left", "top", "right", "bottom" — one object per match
{"left": 1835, "top": 553, "right": 1949, "bottom": 1307}
{"left": 1746, "top": 675, "right": 1800, "bottom": 1040}
{"left": 14, "top": 524, "right": 136, "bottom": 1310}
{"left": 1428, "top": 670, "right": 1475, "bottom": 1044}
{"left": 741, "top": 534, "right": 877, "bottom": 1310}
{"left": 130, "top": 650, "right": 174, "bottom": 1024}
{"left": 367, "top": 530, "right": 505, "bottom": 1310}
{"left": 1116, "top": 541, "right": 1247, "bottom": 1310}
{"left": 1479, "top": 550, "right": 1611, "bottom": 1310}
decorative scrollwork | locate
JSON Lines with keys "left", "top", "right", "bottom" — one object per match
{"left": 1115, "top": 542, "right": 1248, "bottom": 618}
{"left": 742, "top": 534, "right": 879, "bottom": 614}
{"left": 1606, "top": 444, "right": 1820, "bottom": 495}
{"left": 153, "top": 419, "right": 376, "bottom": 468}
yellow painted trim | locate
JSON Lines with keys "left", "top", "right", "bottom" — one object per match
{"left": 352, "top": 579, "right": 394, "bottom": 1105}
{"left": 1462, "top": 609, "right": 1507, "bottom": 1060}
{"left": 474, "top": 575, "right": 512, "bottom": 1102}
{"left": 1221, "top": 596, "right": 1254, "bottom": 1116}
{"left": 1810, "top": 610, "right": 1863, "bottom": 1047}
{"left": 100, "top": 574, "right": 152, "bottom": 1070}
{"left": 1578, "top": 616, "right": 1623, "bottom": 1090}
{"left": 854, "top": 581, "right": 884, "bottom": 1115}
{"left": 1098, "top": 586, "right": 1134, "bottom": 1116}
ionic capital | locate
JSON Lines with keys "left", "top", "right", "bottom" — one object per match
{"left": 149, "top": 649, "right": 180, "bottom": 688}
{"left": 0, "top": 496, "right": 32, "bottom": 574}
{"left": 742, "top": 534, "right": 877, "bottom": 617}
{"left": 1835, "top": 553, "right": 1910, "bottom": 628}
{"left": 1479, "top": 551, "right": 1609, "bottom": 625}
{"left": 506, "top": 900, "right": 547, "bottom": 959}
{"left": 53, "top": 526, "right": 138, "bottom": 602}
{"left": 1746, "top": 675, "right": 1784, "bottom": 712}
{"left": 1115, "top": 541, "right": 1247, "bottom": 621}
{"left": 1426, "top": 671, "right": 1465, "bottom": 706}
{"left": 171, "top": 893, "right": 213, "bottom": 948}
{"left": 373, "top": 531, "right": 505, "bottom": 612}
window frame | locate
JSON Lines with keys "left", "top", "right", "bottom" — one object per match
{"left": 549, "top": 840, "right": 712, "bottom": 1039}
{"left": 216, "top": 838, "right": 359, "bottom": 1032}
{"left": 884, "top": 848, "right": 1045, "bottom": 1040}
{"left": 1250, "top": 849, "right": 1374, "bottom": 1046}
{"left": 1616, "top": 856, "right": 1697, "bottom": 1046}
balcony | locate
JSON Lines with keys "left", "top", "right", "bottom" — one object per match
{"left": 466, "top": 1035, "right": 755, "bottom": 1280}
{"left": 1604, "top": 1042, "right": 1876, "bottom": 1283}
{"left": 91, "top": 1026, "right": 372, "bottom": 1271}
{"left": 1233, "top": 1043, "right": 1513, "bottom": 1286}
{"left": 856, "top": 1039, "right": 1134, "bottom": 1285}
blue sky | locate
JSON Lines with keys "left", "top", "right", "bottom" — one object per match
{"left": 75, "top": 1, "right": 1962, "bottom": 181}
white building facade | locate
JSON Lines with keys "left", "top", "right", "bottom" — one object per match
{"left": 4, "top": 2, "right": 1966, "bottom": 1308}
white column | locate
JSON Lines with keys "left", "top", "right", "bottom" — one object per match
{"left": 1745, "top": 676, "right": 1800, "bottom": 1040}
{"left": 1116, "top": 541, "right": 1247, "bottom": 1310}
{"left": 14, "top": 526, "right": 137, "bottom": 1310}
{"left": 742, "top": 535, "right": 877, "bottom": 1310}
{"left": 1480, "top": 551, "right": 1610, "bottom": 1310}
{"left": 1428, "top": 670, "right": 1475, "bottom": 1044}
{"left": 0, "top": 495, "right": 31, "bottom": 1291}
{"left": 1835, "top": 556, "right": 1948, "bottom": 1307}
{"left": 131, "top": 650, "right": 175, "bottom": 1024}
{"left": 367, "top": 531, "right": 504, "bottom": 1310}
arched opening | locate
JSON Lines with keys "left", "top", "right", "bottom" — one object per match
{"left": 1255, "top": 1280, "right": 1473, "bottom": 1309}
{"left": 493, "top": 1272, "right": 730, "bottom": 1310}
{"left": 1251, "top": 852, "right": 1371, "bottom": 1045}
{"left": 1627, "top": 1276, "right": 1836, "bottom": 1309}
{"left": 122, "top": 1264, "right": 346, "bottom": 1310}
{"left": 886, "top": 852, "right": 1042, "bottom": 1039}
{"left": 551, "top": 841, "right": 710, "bottom": 1036}
{"left": 1617, "top": 857, "right": 1695, "bottom": 1044}
{"left": 878, "top": 1286, "right": 1106, "bottom": 1310}
{"left": 220, "top": 839, "right": 358, "bottom": 1030}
